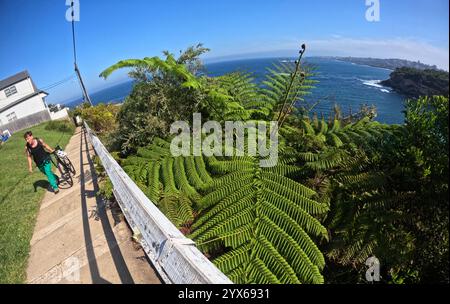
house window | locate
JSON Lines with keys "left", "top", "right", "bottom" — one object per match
{"left": 6, "top": 112, "right": 17, "bottom": 122}
{"left": 4, "top": 85, "right": 18, "bottom": 97}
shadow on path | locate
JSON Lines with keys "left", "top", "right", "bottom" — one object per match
{"left": 79, "top": 127, "right": 134, "bottom": 284}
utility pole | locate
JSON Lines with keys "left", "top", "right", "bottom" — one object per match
{"left": 74, "top": 63, "right": 92, "bottom": 106}
{"left": 70, "top": 0, "right": 93, "bottom": 106}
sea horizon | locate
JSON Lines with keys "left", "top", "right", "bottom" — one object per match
{"left": 61, "top": 56, "right": 396, "bottom": 105}
{"left": 62, "top": 56, "right": 406, "bottom": 124}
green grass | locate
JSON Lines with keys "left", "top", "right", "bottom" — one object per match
{"left": 0, "top": 121, "right": 75, "bottom": 283}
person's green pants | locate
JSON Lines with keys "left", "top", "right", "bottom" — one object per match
{"left": 38, "top": 159, "right": 59, "bottom": 191}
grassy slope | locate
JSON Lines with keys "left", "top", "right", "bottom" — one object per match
{"left": 0, "top": 121, "right": 74, "bottom": 283}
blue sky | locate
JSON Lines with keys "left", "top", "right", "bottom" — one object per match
{"left": 0, "top": 0, "right": 448, "bottom": 104}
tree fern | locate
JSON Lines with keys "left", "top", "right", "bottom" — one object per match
{"left": 122, "top": 133, "right": 331, "bottom": 284}
{"left": 122, "top": 139, "right": 213, "bottom": 228}
{"left": 262, "top": 62, "right": 317, "bottom": 124}
{"left": 189, "top": 154, "right": 328, "bottom": 284}
{"left": 100, "top": 54, "right": 201, "bottom": 89}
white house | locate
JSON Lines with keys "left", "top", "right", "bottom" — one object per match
{"left": 0, "top": 71, "right": 52, "bottom": 132}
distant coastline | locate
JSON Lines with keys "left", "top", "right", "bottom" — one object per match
{"left": 333, "top": 57, "right": 439, "bottom": 71}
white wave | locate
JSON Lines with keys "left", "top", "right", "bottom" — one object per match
{"left": 362, "top": 80, "right": 384, "bottom": 88}
{"left": 361, "top": 79, "right": 391, "bottom": 93}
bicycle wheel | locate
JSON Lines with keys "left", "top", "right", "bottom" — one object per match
{"left": 62, "top": 156, "right": 76, "bottom": 176}
{"left": 64, "top": 171, "right": 74, "bottom": 187}
{"left": 55, "top": 159, "right": 73, "bottom": 188}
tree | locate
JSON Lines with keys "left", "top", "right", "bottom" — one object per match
{"left": 99, "top": 45, "right": 209, "bottom": 153}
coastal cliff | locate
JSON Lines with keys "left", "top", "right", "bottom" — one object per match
{"left": 380, "top": 67, "right": 449, "bottom": 98}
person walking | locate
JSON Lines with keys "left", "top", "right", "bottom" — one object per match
{"left": 24, "top": 131, "right": 59, "bottom": 194}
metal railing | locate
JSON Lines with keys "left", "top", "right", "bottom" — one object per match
{"left": 84, "top": 122, "right": 232, "bottom": 284}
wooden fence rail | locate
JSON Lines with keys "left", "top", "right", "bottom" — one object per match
{"left": 84, "top": 122, "right": 232, "bottom": 284}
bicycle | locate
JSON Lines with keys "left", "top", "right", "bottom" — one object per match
{"left": 51, "top": 145, "right": 76, "bottom": 188}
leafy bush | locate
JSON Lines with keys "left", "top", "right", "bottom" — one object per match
{"left": 92, "top": 154, "right": 116, "bottom": 201}
{"left": 323, "top": 96, "right": 449, "bottom": 283}
{"left": 79, "top": 103, "right": 119, "bottom": 134}
{"left": 98, "top": 177, "right": 114, "bottom": 201}
{"left": 44, "top": 120, "right": 75, "bottom": 133}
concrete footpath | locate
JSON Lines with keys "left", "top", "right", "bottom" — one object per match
{"left": 26, "top": 127, "right": 162, "bottom": 284}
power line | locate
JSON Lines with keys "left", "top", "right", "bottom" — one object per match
{"left": 39, "top": 74, "right": 76, "bottom": 91}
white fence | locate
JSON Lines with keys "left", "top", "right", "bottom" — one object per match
{"left": 0, "top": 110, "right": 51, "bottom": 133}
{"left": 84, "top": 122, "right": 232, "bottom": 284}
{"left": 50, "top": 108, "right": 69, "bottom": 121}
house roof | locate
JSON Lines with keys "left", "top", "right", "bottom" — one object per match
{"left": 0, "top": 70, "right": 38, "bottom": 91}
{"left": 0, "top": 90, "right": 48, "bottom": 114}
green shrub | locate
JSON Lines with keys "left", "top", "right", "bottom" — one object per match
{"left": 92, "top": 154, "right": 115, "bottom": 200}
{"left": 79, "top": 103, "right": 119, "bottom": 134}
{"left": 98, "top": 177, "right": 114, "bottom": 201}
{"left": 44, "top": 120, "right": 75, "bottom": 133}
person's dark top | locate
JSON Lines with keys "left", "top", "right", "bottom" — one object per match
{"left": 26, "top": 139, "right": 49, "bottom": 166}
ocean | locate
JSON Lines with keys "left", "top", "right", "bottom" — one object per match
{"left": 66, "top": 57, "right": 406, "bottom": 124}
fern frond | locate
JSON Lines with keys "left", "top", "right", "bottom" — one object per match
{"left": 191, "top": 155, "right": 327, "bottom": 284}
{"left": 159, "top": 194, "right": 194, "bottom": 228}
